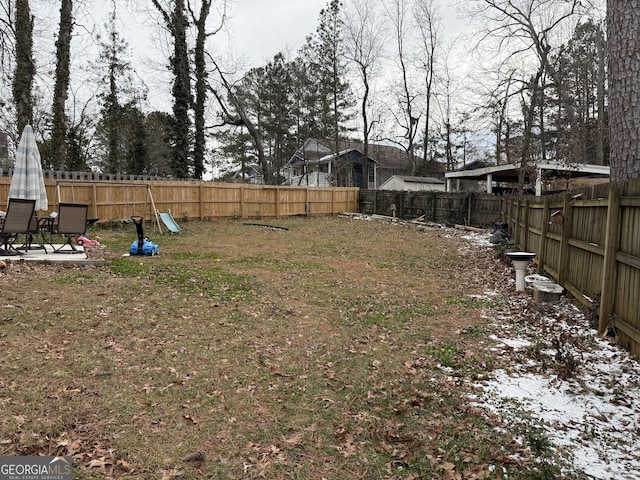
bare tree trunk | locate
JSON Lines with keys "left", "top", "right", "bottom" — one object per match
{"left": 608, "top": 0, "right": 640, "bottom": 182}
{"left": 596, "top": 24, "right": 606, "bottom": 166}
{"left": 343, "top": 0, "right": 386, "bottom": 188}
{"left": 188, "top": 0, "right": 226, "bottom": 180}
{"left": 208, "top": 56, "right": 270, "bottom": 181}
{"left": 414, "top": 0, "right": 439, "bottom": 171}
{"left": 387, "top": 0, "right": 418, "bottom": 176}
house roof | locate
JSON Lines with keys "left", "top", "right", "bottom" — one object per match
{"left": 288, "top": 144, "right": 376, "bottom": 166}
{"left": 288, "top": 139, "right": 409, "bottom": 169}
{"left": 393, "top": 175, "right": 445, "bottom": 184}
{"left": 379, "top": 175, "right": 446, "bottom": 189}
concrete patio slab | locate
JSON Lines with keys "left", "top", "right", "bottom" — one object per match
{"left": 0, "top": 244, "right": 105, "bottom": 266}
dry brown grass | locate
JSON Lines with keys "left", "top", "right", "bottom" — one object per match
{"left": 0, "top": 216, "right": 553, "bottom": 479}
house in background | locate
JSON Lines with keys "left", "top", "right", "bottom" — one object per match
{"left": 233, "top": 163, "right": 264, "bottom": 184}
{"left": 379, "top": 175, "right": 446, "bottom": 192}
{"left": 283, "top": 139, "right": 446, "bottom": 189}
{"left": 283, "top": 139, "right": 377, "bottom": 188}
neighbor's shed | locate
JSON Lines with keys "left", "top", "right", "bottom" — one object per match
{"left": 379, "top": 175, "right": 445, "bottom": 192}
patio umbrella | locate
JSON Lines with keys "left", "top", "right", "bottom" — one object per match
{"left": 8, "top": 125, "right": 48, "bottom": 212}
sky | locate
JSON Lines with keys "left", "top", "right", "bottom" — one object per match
{"left": 90, "top": 0, "right": 336, "bottom": 111}
{"left": 218, "top": 0, "right": 330, "bottom": 66}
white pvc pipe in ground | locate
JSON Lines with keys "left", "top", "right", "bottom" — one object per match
{"left": 505, "top": 252, "right": 536, "bottom": 292}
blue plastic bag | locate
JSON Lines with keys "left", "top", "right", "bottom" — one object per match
{"left": 130, "top": 239, "right": 159, "bottom": 256}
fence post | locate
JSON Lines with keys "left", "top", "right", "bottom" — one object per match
{"left": 199, "top": 183, "right": 204, "bottom": 220}
{"left": 240, "top": 184, "right": 245, "bottom": 218}
{"left": 538, "top": 197, "right": 550, "bottom": 273}
{"left": 513, "top": 199, "right": 521, "bottom": 248}
{"left": 523, "top": 199, "right": 530, "bottom": 251}
{"left": 92, "top": 184, "right": 98, "bottom": 219}
{"left": 558, "top": 193, "right": 573, "bottom": 286}
{"left": 599, "top": 184, "right": 621, "bottom": 333}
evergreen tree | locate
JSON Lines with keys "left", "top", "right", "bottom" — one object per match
{"left": 124, "top": 105, "right": 147, "bottom": 175}
{"left": 212, "top": 124, "right": 255, "bottom": 181}
{"left": 556, "top": 20, "right": 608, "bottom": 166}
{"left": 144, "top": 111, "right": 173, "bottom": 176}
{"left": 94, "top": 5, "right": 148, "bottom": 175}
{"left": 98, "top": 6, "right": 127, "bottom": 173}
{"left": 260, "top": 53, "right": 296, "bottom": 181}
{"left": 313, "top": 0, "right": 352, "bottom": 146}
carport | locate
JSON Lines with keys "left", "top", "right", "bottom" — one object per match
{"left": 445, "top": 161, "right": 610, "bottom": 196}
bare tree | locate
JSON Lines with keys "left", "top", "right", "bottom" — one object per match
{"left": 0, "top": 0, "right": 14, "bottom": 77}
{"left": 342, "top": 0, "right": 387, "bottom": 188}
{"left": 384, "top": 0, "right": 420, "bottom": 175}
{"left": 207, "top": 54, "right": 269, "bottom": 182}
{"left": 413, "top": 0, "right": 440, "bottom": 171}
{"left": 466, "top": 0, "right": 594, "bottom": 166}
{"left": 435, "top": 44, "right": 458, "bottom": 172}
{"left": 188, "top": 0, "right": 227, "bottom": 180}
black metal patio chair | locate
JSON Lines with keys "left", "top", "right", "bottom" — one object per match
{"left": 0, "top": 198, "right": 36, "bottom": 255}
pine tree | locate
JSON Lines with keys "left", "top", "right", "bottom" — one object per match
{"left": 94, "top": 5, "right": 148, "bottom": 175}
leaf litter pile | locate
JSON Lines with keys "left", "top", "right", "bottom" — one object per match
{"left": 0, "top": 216, "right": 638, "bottom": 479}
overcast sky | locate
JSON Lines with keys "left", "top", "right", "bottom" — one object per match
{"left": 219, "top": 0, "right": 330, "bottom": 66}
{"left": 82, "top": 0, "right": 336, "bottom": 111}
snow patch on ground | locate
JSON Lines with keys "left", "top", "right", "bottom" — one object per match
{"left": 475, "top": 293, "right": 640, "bottom": 479}
{"left": 461, "top": 232, "right": 493, "bottom": 247}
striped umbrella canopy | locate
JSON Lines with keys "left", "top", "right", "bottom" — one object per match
{"left": 8, "top": 125, "right": 48, "bottom": 211}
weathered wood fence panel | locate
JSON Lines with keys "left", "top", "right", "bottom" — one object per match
{"left": 502, "top": 179, "right": 640, "bottom": 358}
{"left": 0, "top": 178, "right": 359, "bottom": 221}
{"left": 359, "top": 190, "right": 502, "bottom": 226}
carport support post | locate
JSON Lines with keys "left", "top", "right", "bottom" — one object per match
{"left": 486, "top": 173, "right": 493, "bottom": 194}
{"left": 535, "top": 167, "right": 542, "bottom": 196}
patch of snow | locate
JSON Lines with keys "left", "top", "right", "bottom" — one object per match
{"left": 476, "top": 301, "right": 640, "bottom": 479}
{"left": 460, "top": 233, "right": 640, "bottom": 479}
{"left": 461, "top": 232, "right": 492, "bottom": 247}
{"left": 488, "top": 335, "right": 532, "bottom": 350}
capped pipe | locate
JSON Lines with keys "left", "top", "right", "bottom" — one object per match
{"left": 505, "top": 252, "right": 536, "bottom": 292}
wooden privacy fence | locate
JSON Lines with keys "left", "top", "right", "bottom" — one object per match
{"left": 502, "top": 179, "right": 640, "bottom": 358}
{"left": 360, "top": 189, "right": 502, "bottom": 226}
{"left": 0, "top": 178, "right": 359, "bottom": 225}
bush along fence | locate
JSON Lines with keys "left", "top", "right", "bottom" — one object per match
{"left": 0, "top": 178, "right": 360, "bottom": 225}
{"left": 502, "top": 179, "right": 640, "bottom": 358}
{"left": 359, "top": 189, "right": 502, "bottom": 227}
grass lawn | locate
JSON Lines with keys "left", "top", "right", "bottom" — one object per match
{"left": 0, "top": 216, "right": 561, "bottom": 479}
